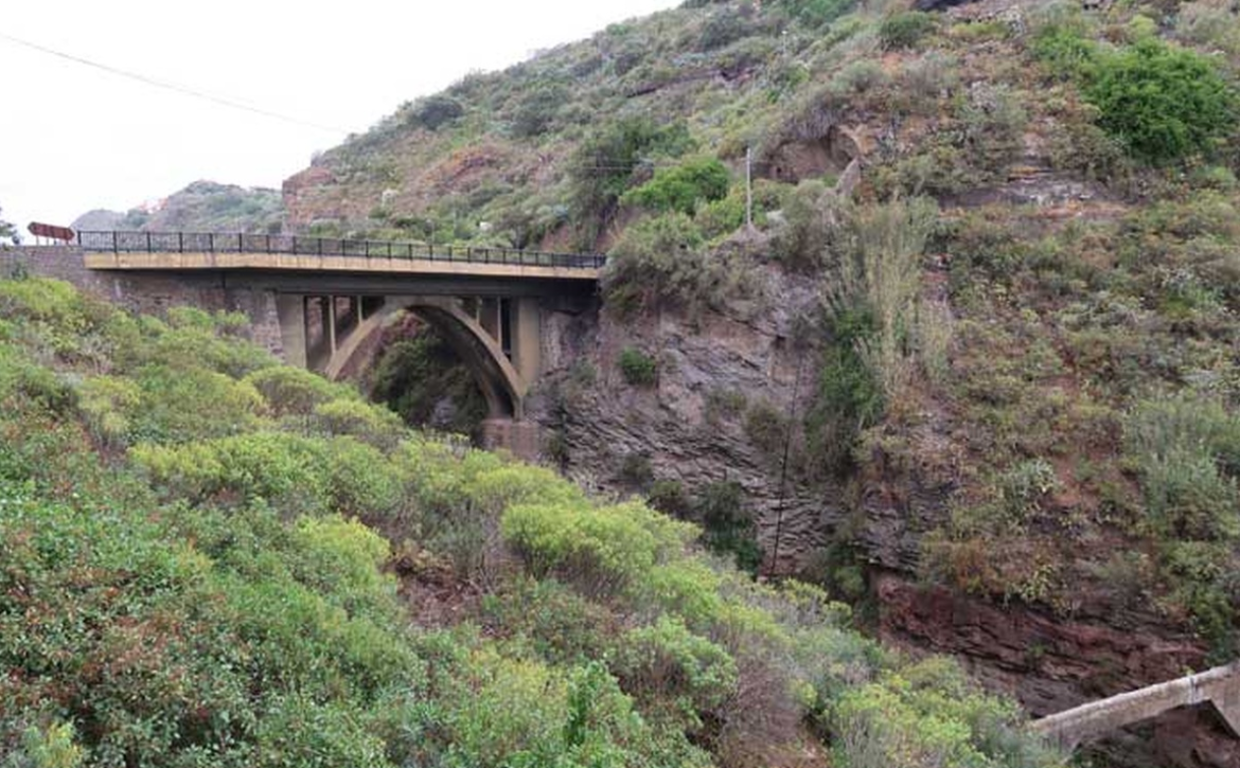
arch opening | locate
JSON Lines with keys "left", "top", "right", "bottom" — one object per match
{"left": 326, "top": 296, "right": 528, "bottom": 435}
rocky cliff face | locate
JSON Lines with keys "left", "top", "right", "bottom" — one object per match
{"left": 527, "top": 249, "right": 843, "bottom": 574}
{"left": 524, "top": 235, "right": 1239, "bottom": 766}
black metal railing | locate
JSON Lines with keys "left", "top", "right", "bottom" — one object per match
{"left": 76, "top": 231, "right": 606, "bottom": 270}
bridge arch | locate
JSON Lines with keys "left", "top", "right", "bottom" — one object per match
{"left": 324, "top": 296, "right": 529, "bottom": 419}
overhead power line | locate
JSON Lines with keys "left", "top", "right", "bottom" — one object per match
{"left": 0, "top": 32, "right": 350, "bottom": 136}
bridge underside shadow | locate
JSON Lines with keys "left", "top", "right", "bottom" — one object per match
{"left": 317, "top": 296, "right": 527, "bottom": 419}
{"left": 277, "top": 291, "right": 550, "bottom": 457}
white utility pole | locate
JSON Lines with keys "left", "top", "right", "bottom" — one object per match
{"left": 745, "top": 145, "right": 753, "bottom": 230}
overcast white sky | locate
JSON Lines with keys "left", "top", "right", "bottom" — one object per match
{"left": 0, "top": 0, "right": 679, "bottom": 233}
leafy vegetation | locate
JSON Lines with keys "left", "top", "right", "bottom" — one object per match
{"left": 0, "top": 205, "right": 17, "bottom": 244}
{"left": 368, "top": 318, "right": 489, "bottom": 438}
{"left": 618, "top": 346, "right": 659, "bottom": 387}
{"left": 0, "top": 276, "right": 1060, "bottom": 767}
{"left": 878, "top": 11, "right": 938, "bottom": 51}
{"left": 621, "top": 156, "right": 731, "bottom": 216}
{"left": 33, "top": 0, "right": 1240, "bottom": 759}
{"left": 1085, "top": 38, "right": 1237, "bottom": 163}
{"left": 569, "top": 117, "right": 695, "bottom": 246}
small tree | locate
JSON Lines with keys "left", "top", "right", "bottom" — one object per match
{"left": 620, "top": 156, "right": 731, "bottom": 216}
{"left": 1086, "top": 38, "right": 1236, "bottom": 163}
{"left": 0, "top": 206, "right": 18, "bottom": 245}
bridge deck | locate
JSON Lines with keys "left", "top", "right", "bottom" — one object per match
{"left": 77, "top": 230, "right": 604, "bottom": 281}
{"left": 83, "top": 251, "right": 602, "bottom": 281}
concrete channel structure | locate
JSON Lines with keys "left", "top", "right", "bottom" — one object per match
{"left": 1033, "top": 662, "right": 1240, "bottom": 752}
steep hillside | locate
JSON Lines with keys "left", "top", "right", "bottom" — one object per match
{"left": 281, "top": 0, "right": 1240, "bottom": 764}
{"left": 0, "top": 276, "right": 1062, "bottom": 767}
{"left": 71, "top": 180, "right": 283, "bottom": 234}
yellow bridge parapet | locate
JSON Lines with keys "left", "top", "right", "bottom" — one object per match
{"left": 83, "top": 251, "right": 601, "bottom": 281}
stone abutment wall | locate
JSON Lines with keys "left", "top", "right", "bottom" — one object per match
{"left": 0, "top": 246, "right": 286, "bottom": 356}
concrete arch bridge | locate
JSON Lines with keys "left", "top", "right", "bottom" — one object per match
{"left": 6, "top": 231, "right": 604, "bottom": 457}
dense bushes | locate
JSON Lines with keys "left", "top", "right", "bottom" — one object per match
{"left": 1125, "top": 394, "right": 1240, "bottom": 541}
{"left": 569, "top": 117, "right": 695, "bottom": 245}
{"left": 602, "top": 212, "right": 704, "bottom": 314}
{"left": 0, "top": 280, "right": 1062, "bottom": 768}
{"left": 1085, "top": 38, "right": 1237, "bottom": 163}
{"left": 368, "top": 322, "right": 489, "bottom": 438}
{"left": 622, "top": 157, "right": 731, "bottom": 216}
{"left": 1033, "top": 22, "right": 1237, "bottom": 163}
{"left": 879, "top": 11, "right": 938, "bottom": 50}
{"left": 777, "top": 0, "right": 859, "bottom": 29}
{"left": 618, "top": 347, "right": 659, "bottom": 386}
{"left": 405, "top": 94, "right": 465, "bottom": 130}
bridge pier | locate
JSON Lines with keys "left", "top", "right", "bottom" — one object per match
{"left": 276, "top": 295, "right": 308, "bottom": 368}
{"left": 480, "top": 418, "right": 542, "bottom": 461}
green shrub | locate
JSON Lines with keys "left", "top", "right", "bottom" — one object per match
{"left": 1125, "top": 394, "right": 1240, "bottom": 540}
{"left": 502, "top": 498, "right": 705, "bottom": 604}
{"left": 255, "top": 694, "right": 390, "bottom": 768}
{"left": 829, "top": 197, "right": 938, "bottom": 402}
{"left": 618, "top": 347, "right": 658, "bottom": 387}
{"left": 133, "top": 431, "right": 328, "bottom": 507}
{"left": 648, "top": 479, "right": 692, "bottom": 518}
{"left": 779, "top": 0, "right": 859, "bottom": 29}
{"left": 695, "top": 191, "right": 748, "bottom": 239}
{"left": 744, "top": 398, "right": 789, "bottom": 457}
{"left": 831, "top": 60, "right": 889, "bottom": 96}
{"left": 132, "top": 365, "right": 266, "bottom": 443}
{"left": 879, "top": 11, "right": 938, "bottom": 50}
{"left": 1085, "top": 38, "right": 1237, "bottom": 163}
{"left": 695, "top": 481, "right": 762, "bottom": 574}
{"left": 619, "top": 451, "right": 655, "bottom": 487}
{"left": 0, "top": 345, "right": 75, "bottom": 414}
{"left": 957, "top": 84, "right": 1027, "bottom": 177}
{"left": 570, "top": 118, "right": 695, "bottom": 244}
{"left": 1177, "top": 0, "right": 1240, "bottom": 57}
{"left": 511, "top": 82, "right": 570, "bottom": 138}
{"left": 622, "top": 157, "right": 731, "bottom": 216}
{"left": 76, "top": 375, "right": 142, "bottom": 445}
{"left": 245, "top": 366, "right": 349, "bottom": 417}
{"left": 1030, "top": 18, "right": 1099, "bottom": 81}
{"left": 313, "top": 397, "right": 405, "bottom": 451}
{"left": 602, "top": 212, "right": 707, "bottom": 316}
{"left": 831, "top": 657, "right": 1060, "bottom": 768}
{"left": 805, "top": 312, "right": 884, "bottom": 478}
{"left": 480, "top": 577, "right": 612, "bottom": 665}
{"left": 405, "top": 94, "right": 464, "bottom": 130}
{"left": 614, "top": 615, "right": 738, "bottom": 733}
{"left": 4, "top": 721, "right": 85, "bottom": 768}
{"left": 700, "top": 8, "right": 752, "bottom": 50}
{"left": 772, "top": 180, "right": 839, "bottom": 271}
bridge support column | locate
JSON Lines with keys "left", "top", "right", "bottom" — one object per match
{"left": 511, "top": 297, "right": 542, "bottom": 384}
{"left": 275, "top": 294, "right": 308, "bottom": 368}
{"left": 327, "top": 296, "right": 338, "bottom": 354}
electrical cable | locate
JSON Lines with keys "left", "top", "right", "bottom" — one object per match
{"left": 0, "top": 31, "right": 350, "bottom": 136}
{"left": 766, "top": 348, "right": 805, "bottom": 580}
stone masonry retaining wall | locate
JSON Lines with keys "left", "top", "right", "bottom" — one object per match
{"left": 0, "top": 246, "right": 286, "bottom": 357}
